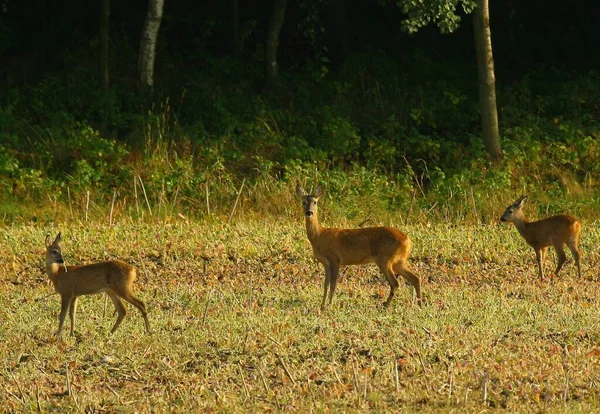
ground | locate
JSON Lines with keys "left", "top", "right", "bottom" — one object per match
{"left": 2, "top": 219, "right": 600, "bottom": 412}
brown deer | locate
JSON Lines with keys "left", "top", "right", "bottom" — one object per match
{"left": 44, "top": 233, "right": 151, "bottom": 336}
{"left": 296, "top": 182, "right": 422, "bottom": 310}
{"left": 500, "top": 195, "right": 581, "bottom": 281}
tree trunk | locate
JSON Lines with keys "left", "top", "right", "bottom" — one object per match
{"left": 264, "top": 0, "right": 288, "bottom": 81}
{"left": 473, "top": 0, "right": 502, "bottom": 160}
{"left": 138, "top": 0, "right": 164, "bottom": 93}
{"left": 231, "top": 0, "right": 239, "bottom": 56}
{"left": 99, "top": 0, "right": 110, "bottom": 91}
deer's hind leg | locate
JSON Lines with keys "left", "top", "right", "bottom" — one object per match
{"left": 393, "top": 262, "right": 422, "bottom": 305}
{"left": 552, "top": 243, "right": 568, "bottom": 277}
{"left": 107, "top": 292, "right": 127, "bottom": 334}
{"left": 380, "top": 263, "right": 400, "bottom": 309}
{"left": 566, "top": 237, "right": 581, "bottom": 278}
{"left": 120, "top": 292, "right": 151, "bottom": 333}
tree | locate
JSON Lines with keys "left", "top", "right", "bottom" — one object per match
{"left": 472, "top": 0, "right": 501, "bottom": 160}
{"left": 138, "top": 0, "right": 164, "bottom": 93}
{"left": 99, "top": 0, "right": 110, "bottom": 92}
{"left": 264, "top": 0, "right": 288, "bottom": 81}
{"left": 399, "top": 0, "right": 502, "bottom": 160}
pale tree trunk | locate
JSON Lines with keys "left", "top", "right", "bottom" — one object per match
{"left": 99, "top": 0, "right": 110, "bottom": 91}
{"left": 138, "top": 0, "right": 164, "bottom": 92}
{"left": 265, "top": 0, "right": 288, "bottom": 81}
{"left": 473, "top": 0, "right": 502, "bottom": 160}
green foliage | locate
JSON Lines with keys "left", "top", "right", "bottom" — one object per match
{"left": 397, "top": 0, "right": 477, "bottom": 34}
{"left": 2, "top": 48, "right": 600, "bottom": 222}
{"left": 0, "top": 145, "right": 19, "bottom": 175}
{"left": 66, "top": 123, "right": 130, "bottom": 188}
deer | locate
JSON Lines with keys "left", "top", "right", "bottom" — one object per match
{"left": 296, "top": 182, "right": 422, "bottom": 310}
{"left": 500, "top": 195, "right": 581, "bottom": 281}
{"left": 44, "top": 232, "right": 151, "bottom": 336}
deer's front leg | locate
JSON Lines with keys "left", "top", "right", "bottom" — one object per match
{"left": 56, "top": 295, "right": 72, "bottom": 336}
{"left": 321, "top": 265, "right": 331, "bottom": 311}
{"left": 328, "top": 264, "right": 340, "bottom": 306}
{"left": 68, "top": 297, "right": 79, "bottom": 336}
{"left": 534, "top": 248, "right": 544, "bottom": 281}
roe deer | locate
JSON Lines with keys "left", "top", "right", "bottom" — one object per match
{"left": 44, "top": 233, "right": 151, "bottom": 336}
{"left": 500, "top": 195, "right": 581, "bottom": 281}
{"left": 296, "top": 182, "right": 422, "bottom": 310}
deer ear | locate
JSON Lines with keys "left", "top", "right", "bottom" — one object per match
{"left": 296, "top": 182, "right": 307, "bottom": 197}
{"left": 54, "top": 232, "right": 62, "bottom": 245}
{"left": 313, "top": 185, "right": 323, "bottom": 199}
{"left": 514, "top": 195, "right": 528, "bottom": 207}
{"left": 45, "top": 233, "right": 51, "bottom": 247}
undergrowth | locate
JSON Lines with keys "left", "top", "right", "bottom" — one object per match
{"left": 1, "top": 54, "right": 600, "bottom": 224}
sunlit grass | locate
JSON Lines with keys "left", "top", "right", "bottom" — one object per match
{"left": 2, "top": 215, "right": 600, "bottom": 412}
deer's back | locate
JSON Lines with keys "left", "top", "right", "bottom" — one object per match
{"left": 523, "top": 214, "right": 580, "bottom": 248}
{"left": 53, "top": 260, "right": 136, "bottom": 295}
{"left": 314, "top": 226, "right": 411, "bottom": 266}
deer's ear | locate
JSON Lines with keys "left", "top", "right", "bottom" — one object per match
{"left": 313, "top": 185, "right": 323, "bottom": 199}
{"left": 514, "top": 195, "right": 528, "bottom": 207}
{"left": 54, "top": 232, "right": 62, "bottom": 245}
{"left": 45, "top": 233, "right": 51, "bottom": 247}
{"left": 296, "top": 182, "right": 307, "bottom": 197}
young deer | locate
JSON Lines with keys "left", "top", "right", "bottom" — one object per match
{"left": 500, "top": 195, "right": 581, "bottom": 281}
{"left": 296, "top": 183, "right": 422, "bottom": 310}
{"left": 44, "top": 233, "right": 151, "bottom": 336}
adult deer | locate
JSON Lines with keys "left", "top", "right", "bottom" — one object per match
{"left": 296, "top": 182, "right": 422, "bottom": 310}
{"left": 44, "top": 232, "right": 151, "bottom": 336}
{"left": 500, "top": 195, "right": 581, "bottom": 281}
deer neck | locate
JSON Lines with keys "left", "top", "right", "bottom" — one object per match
{"left": 45, "top": 262, "right": 63, "bottom": 282}
{"left": 305, "top": 212, "right": 323, "bottom": 242}
{"left": 511, "top": 215, "right": 530, "bottom": 237}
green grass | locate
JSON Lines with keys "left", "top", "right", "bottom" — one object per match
{"left": 2, "top": 215, "right": 600, "bottom": 412}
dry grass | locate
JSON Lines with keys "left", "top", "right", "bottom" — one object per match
{"left": 2, "top": 216, "right": 600, "bottom": 412}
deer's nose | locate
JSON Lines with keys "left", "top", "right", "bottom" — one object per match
{"left": 57, "top": 258, "right": 65, "bottom": 264}
{"left": 305, "top": 211, "right": 313, "bottom": 217}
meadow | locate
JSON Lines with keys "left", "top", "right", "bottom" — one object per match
{"left": 2, "top": 196, "right": 600, "bottom": 413}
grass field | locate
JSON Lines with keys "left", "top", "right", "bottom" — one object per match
{"left": 2, "top": 213, "right": 600, "bottom": 412}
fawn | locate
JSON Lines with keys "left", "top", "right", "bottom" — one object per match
{"left": 500, "top": 195, "right": 581, "bottom": 281}
{"left": 44, "top": 232, "right": 151, "bottom": 336}
{"left": 296, "top": 182, "right": 422, "bottom": 310}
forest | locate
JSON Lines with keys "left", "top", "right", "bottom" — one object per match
{"left": 3, "top": 1, "right": 600, "bottom": 412}
{"left": 1, "top": 0, "right": 599, "bottom": 221}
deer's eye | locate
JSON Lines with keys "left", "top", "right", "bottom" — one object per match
{"left": 52, "top": 249, "right": 59, "bottom": 254}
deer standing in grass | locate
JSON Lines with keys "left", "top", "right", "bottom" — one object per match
{"left": 500, "top": 195, "right": 581, "bottom": 281}
{"left": 296, "top": 183, "right": 422, "bottom": 310}
{"left": 44, "top": 233, "right": 151, "bottom": 336}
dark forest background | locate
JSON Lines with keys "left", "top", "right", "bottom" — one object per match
{"left": 1, "top": 0, "right": 600, "bottom": 222}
